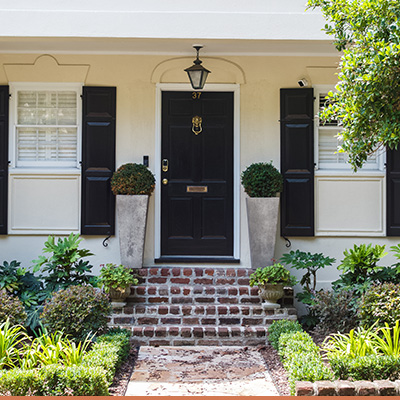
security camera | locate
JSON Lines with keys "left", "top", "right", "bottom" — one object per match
{"left": 298, "top": 78, "right": 309, "bottom": 87}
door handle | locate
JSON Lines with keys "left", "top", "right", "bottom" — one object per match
{"left": 162, "top": 159, "right": 169, "bottom": 172}
{"left": 162, "top": 178, "right": 168, "bottom": 185}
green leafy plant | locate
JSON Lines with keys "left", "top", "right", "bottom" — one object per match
{"left": 374, "top": 320, "right": 400, "bottom": 357}
{"left": 0, "top": 291, "right": 27, "bottom": 326}
{"left": 310, "top": 289, "right": 359, "bottom": 334}
{"left": 99, "top": 263, "right": 138, "bottom": 292}
{"left": 360, "top": 282, "right": 400, "bottom": 327}
{"left": 32, "top": 233, "right": 96, "bottom": 294}
{"left": 323, "top": 324, "right": 378, "bottom": 359}
{"left": 241, "top": 162, "right": 283, "bottom": 197}
{"left": 40, "top": 285, "right": 111, "bottom": 342}
{"left": 267, "top": 319, "right": 303, "bottom": 350}
{"left": 280, "top": 250, "right": 335, "bottom": 329}
{"left": 0, "top": 319, "right": 28, "bottom": 369}
{"left": 249, "top": 263, "right": 297, "bottom": 287}
{"left": 111, "top": 163, "right": 155, "bottom": 195}
{"left": 332, "top": 243, "right": 388, "bottom": 299}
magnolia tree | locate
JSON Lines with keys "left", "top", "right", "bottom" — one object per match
{"left": 308, "top": 0, "right": 400, "bottom": 170}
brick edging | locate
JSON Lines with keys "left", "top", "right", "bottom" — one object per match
{"left": 296, "top": 380, "right": 400, "bottom": 396}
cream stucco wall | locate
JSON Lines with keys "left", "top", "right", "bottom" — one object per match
{"left": 0, "top": 52, "right": 395, "bottom": 293}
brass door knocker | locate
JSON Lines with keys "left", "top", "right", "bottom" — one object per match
{"left": 192, "top": 116, "right": 203, "bottom": 135}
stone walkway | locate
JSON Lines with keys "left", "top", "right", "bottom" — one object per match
{"left": 125, "top": 346, "right": 279, "bottom": 396}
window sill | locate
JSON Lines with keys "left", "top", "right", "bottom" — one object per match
{"left": 9, "top": 168, "right": 81, "bottom": 176}
{"left": 315, "top": 170, "right": 385, "bottom": 178}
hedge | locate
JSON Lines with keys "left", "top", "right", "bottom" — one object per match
{"left": 0, "top": 328, "right": 131, "bottom": 396}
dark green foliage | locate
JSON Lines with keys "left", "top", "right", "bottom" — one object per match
{"left": 32, "top": 233, "right": 96, "bottom": 294}
{"left": 332, "top": 244, "right": 398, "bottom": 300}
{"left": 280, "top": 250, "right": 335, "bottom": 329}
{"left": 360, "top": 283, "right": 400, "bottom": 327}
{"left": 330, "top": 354, "right": 400, "bottom": 381}
{"left": 278, "top": 330, "right": 334, "bottom": 394}
{"left": 241, "top": 162, "right": 283, "bottom": 197}
{"left": 41, "top": 285, "right": 111, "bottom": 342}
{"left": 111, "top": 163, "right": 155, "bottom": 195}
{"left": 0, "top": 365, "right": 109, "bottom": 396}
{"left": 307, "top": 0, "right": 400, "bottom": 170}
{"left": 310, "top": 289, "right": 359, "bottom": 334}
{"left": 267, "top": 319, "right": 303, "bottom": 350}
{"left": 0, "top": 290, "right": 27, "bottom": 325}
{"left": 249, "top": 264, "right": 297, "bottom": 287}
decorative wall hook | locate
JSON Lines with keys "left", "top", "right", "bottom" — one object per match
{"left": 192, "top": 115, "right": 203, "bottom": 135}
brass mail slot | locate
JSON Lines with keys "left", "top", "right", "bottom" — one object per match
{"left": 187, "top": 186, "right": 208, "bottom": 193}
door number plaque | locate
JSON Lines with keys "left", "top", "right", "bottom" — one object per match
{"left": 187, "top": 186, "right": 208, "bottom": 193}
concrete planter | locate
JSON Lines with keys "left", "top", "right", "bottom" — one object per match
{"left": 109, "top": 286, "right": 131, "bottom": 309}
{"left": 246, "top": 197, "right": 280, "bottom": 268}
{"left": 117, "top": 195, "right": 149, "bottom": 268}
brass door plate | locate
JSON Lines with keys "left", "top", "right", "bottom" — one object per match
{"left": 187, "top": 186, "right": 208, "bottom": 193}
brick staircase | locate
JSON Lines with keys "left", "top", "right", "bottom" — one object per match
{"left": 108, "top": 266, "right": 297, "bottom": 346}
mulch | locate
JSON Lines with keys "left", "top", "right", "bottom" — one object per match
{"left": 108, "top": 343, "right": 139, "bottom": 396}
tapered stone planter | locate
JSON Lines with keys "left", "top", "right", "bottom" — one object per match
{"left": 117, "top": 195, "right": 149, "bottom": 268}
{"left": 246, "top": 197, "right": 280, "bottom": 268}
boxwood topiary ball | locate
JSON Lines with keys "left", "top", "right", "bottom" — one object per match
{"left": 241, "top": 162, "right": 283, "bottom": 197}
{"left": 111, "top": 163, "right": 155, "bottom": 195}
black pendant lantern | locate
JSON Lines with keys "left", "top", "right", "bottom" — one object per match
{"left": 185, "top": 45, "right": 211, "bottom": 90}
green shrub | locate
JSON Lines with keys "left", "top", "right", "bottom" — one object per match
{"left": 360, "top": 283, "right": 400, "bottom": 327}
{"left": 0, "top": 365, "right": 109, "bottom": 396}
{"left": 278, "top": 330, "right": 334, "bottom": 394}
{"left": 111, "top": 163, "right": 155, "bottom": 195}
{"left": 0, "top": 291, "right": 27, "bottom": 325}
{"left": 267, "top": 319, "right": 302, "bottom": 350}
{"left": 241, "top": 162, "right": 283, "bottom": 197}
{"left": 41, "top": 285, "right": 111, "bottom": 342}
{"left": 330, "top": 354, "right": 400, "bottom": 381}
{"left": 311, "top": 289, "right": 359, "bottom": 334}
{"left": 96, "top": 327, "right": 131, "bottom": 367}
{"left": 0, "top": 319, "right": 28, "bottom": 369}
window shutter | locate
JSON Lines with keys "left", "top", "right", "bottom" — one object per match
{"left": 387, "top": 147, "right": 400, "bottom": 236}
{"left": 81, "top": 87, "right": 116, "bottom": 235}
{"left": 280, "top": 88, "right": 314, "bottom": 236}
{"left": 0, "top": 86, "right": 9, "bottom": 234}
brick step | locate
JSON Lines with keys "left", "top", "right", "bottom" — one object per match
{"left": 129, "top": 325, "right": 272, "bottom": 346}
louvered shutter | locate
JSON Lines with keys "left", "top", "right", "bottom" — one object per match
{"left": 0, "top": 86, "right": 9, "bottom": 234}
{"left": 81, "top": 87, "right": 116, "bottom": 235}
{"left": 280, "top": 88, "right": 314, "bottom": 236}
{"left": 387, "top": 147, "right": 400, "bottom": 236}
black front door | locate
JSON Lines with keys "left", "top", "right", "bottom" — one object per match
{"left": 161, "top": 91, "right": 234, "bottom": 257}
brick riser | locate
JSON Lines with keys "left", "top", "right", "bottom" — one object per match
{"left": 108, "top": 267, "right": 297, "bottom": 346}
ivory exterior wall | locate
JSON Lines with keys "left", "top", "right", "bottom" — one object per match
{"left": 0, "top": 52, "right": 397, "bottom": 295}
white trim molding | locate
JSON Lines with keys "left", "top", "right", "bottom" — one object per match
{"left": 154, "top": 83, "right": 241, "bottom": 261}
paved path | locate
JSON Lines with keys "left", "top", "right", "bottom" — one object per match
{"left": 125, "top": 346, "right": 279, "bottom": 396}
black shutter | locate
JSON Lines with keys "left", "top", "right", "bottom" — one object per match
{"left": 0, "top": 86, "right": 8, "bottom": 235}
{"left": 81, "top": 87, "right": 116, "bottom": 235}
{"left": 280, "top": 88, "right": 314, "bottom": 236}
{"left": 387, "top": 147, "right": 400, "bottom": 236}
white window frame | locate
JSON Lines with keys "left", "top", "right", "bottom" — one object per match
{"left": 314, "top": 85, "right": 385, "bottom": 172}
{"left": 9, "top": 82, "right": 82, "bottom": 170}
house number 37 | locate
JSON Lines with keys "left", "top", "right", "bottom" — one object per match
{"left": 192, "top": 92, "right": 202, "bottom": 99}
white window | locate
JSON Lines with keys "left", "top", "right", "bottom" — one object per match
{"left": 8, "top": 83, "right": 82, "bottom": 235}
{"left": 10, "top": 83, "right": 81, "bottom": 168}
{"left": 314, "top": 85, "right": 382, "bottom": 171}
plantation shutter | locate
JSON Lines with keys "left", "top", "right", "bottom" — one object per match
{"left": 0, "top": 86, "right": 9, "bottom": 234}
{"left": 280, "top": 88, "right": 314, "bottom": 236}
{"left": 387, "top": 147, "right": 400, "bottom": 236}
{"left": 81, "top": 86, "right": 116, "bottom": 235}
